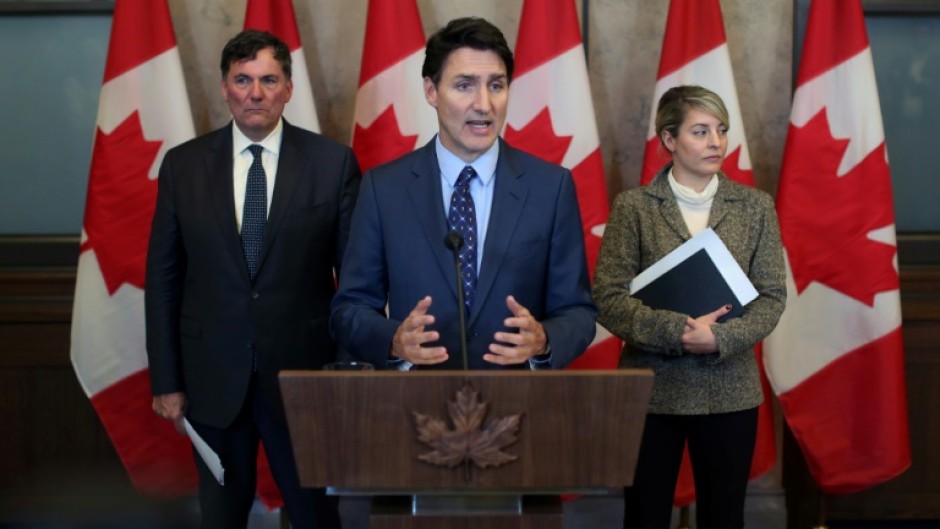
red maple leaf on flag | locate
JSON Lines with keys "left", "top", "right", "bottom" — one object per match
{"left": 504, "top": 107, "right": 573, "bottom": 166}
{"left": 353, "top": 105, "right": 419, "bottom": 173}
{"left": 777, "top": 110, "right": 898, "bottom": 306}
{"left": 82, "top": 111, "right": 162, "bottom": 295}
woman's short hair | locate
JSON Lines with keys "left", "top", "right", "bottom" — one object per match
{"left": 655, "top": 85, "right": 730, "bottom": 147}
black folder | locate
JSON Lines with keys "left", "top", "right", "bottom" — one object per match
{"left": 629, "top": 228, "right": 757, "bottom": 323}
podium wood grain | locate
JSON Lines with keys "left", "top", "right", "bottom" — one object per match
{"left": 278, "top": 370, "right": 653, "bottom": 490}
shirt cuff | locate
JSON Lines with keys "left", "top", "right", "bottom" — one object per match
{"left": 388, "top": 357, "right": 414, "bottom": 371}
{"left": 528, "top": 345, "right": 552, "bottom": 370}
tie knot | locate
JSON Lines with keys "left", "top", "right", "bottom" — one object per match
{"left": 247, "top": 144, "right": 263, "bottom": 160}
{"left": 456, "top": 165, "right": 476, "bottom": 188}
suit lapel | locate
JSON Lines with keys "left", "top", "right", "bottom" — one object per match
{"left": 207, "top": 124, "right": 248, "bottom": 278}
{"left": 707, "top": 175, "right": 736, "bottom": 230}
{"left": 256, "top": 122, "right": 306, "bottom": 277}
{"left": 472, "top": 141, "right": 528, "bottom": 323}
{"left": 647, "top": 169, "right": 692, "bottom": 241}
{"left": 406, "top": 141, "right": 456, "bottom": 300}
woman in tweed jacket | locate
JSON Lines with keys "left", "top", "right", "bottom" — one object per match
{"left": 593, "top": 86, "right": 786, "bottom": 529}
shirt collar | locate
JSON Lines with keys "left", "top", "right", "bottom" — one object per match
{"left": 435, "top": 135, "right": 499, "bottom": 187}
{"left": 232, "top": 118, "right": 284, "bottom": 158}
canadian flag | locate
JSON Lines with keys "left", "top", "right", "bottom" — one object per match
{"left": 764, "top": 0, "right": 911, "bottom": 494}
{"left": 244, "top": 0, "right": 320, "bottom": 133}
{"left": 351, "top": 0, "right": 437, "bottom": 173}
{"left": 70, "top": 0, "right": 196, "bottom": 496}
{"left": 639, "top": 0, "right": 775, "bottom": 506}
{"left": 505, "top": 0, "right": 619, "bottom": 369}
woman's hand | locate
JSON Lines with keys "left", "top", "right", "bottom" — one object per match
{"left": 681, "top": 304, "right": 732, "bottom": 354}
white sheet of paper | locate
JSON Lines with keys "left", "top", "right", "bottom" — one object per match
{"left": 629, "top": 227, "right": 758, "bottom": 305}
{"left": 184, "top": 418, "right": 224, "bottom": 486}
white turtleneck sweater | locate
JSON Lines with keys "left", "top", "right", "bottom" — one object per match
{"left": 668, "top": 170, "right": 719, "bottom": 236}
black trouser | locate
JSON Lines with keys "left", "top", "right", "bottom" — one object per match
{"left": 624, "top": 408, "right": 758, "bottom": 529}
{"left": 190, "top": 376, "right": 340, "bottom": 529}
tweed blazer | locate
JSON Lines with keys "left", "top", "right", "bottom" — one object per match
{"left": 593, "top": 165, "right": 786, "bottom": 414}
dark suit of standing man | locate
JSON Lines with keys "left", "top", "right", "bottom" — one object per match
{"left": 146, "top": 30, "right": 360, "bottom": 529}
{"left": 331, "top": 17, "right": 595, "bottom": 370}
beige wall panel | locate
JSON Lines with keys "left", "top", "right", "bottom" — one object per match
{"left": 168, "top": 0, "right": 791, "bottom": 199}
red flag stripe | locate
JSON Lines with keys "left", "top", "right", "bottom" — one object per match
{"left": 778, "top": 328, "right": 910, "bottom": 493}
{"left": 89, "top": 370, "right": 197, "bottom": 496}
{"left": 244, "top": 0, "right": 303, "bottom": 50}
{"left": 358, "top": 0, "right": 426, "bottom": 86}
{"left": 103, "top": 0, "right": 176, "bottom": 82}
{"left": 513, "top": 0, "right": 583, "bottom": 79}
{"left": 796, "top": 0, "right": 869, "bottom": 86}
{"left": 656, "top": 0, "right": 727, "bottom": 78}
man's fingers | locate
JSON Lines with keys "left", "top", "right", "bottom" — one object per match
{"left": 412, "top": 296, "right": 433, "bottom": 315}
{"left": 402, "top": 330, "right": 439, "bottom": 347}
{"left": 505, "top": 295, "right": 531, "bottom": 317}
{"left": 484, "top": 345, "right": 527, "bottom": 365}
{"left": 409, "top": 347, "right": 448, "bottom": 364}
{"left": 403, "top": 314, "right": 435, "bottom": 333}
{"left": 493, "top": 331, "right": 526, "bottom": 346}
{"left": 502, "top": 316, "right": 536, "bottom": 332}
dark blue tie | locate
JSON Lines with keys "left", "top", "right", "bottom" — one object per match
{"left": 448, "top": 165, "right": 478, "bottom": 311}
{"left": 242, "top": 144, "right": 267, "bottom": 279}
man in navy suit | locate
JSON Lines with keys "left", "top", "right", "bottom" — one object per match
{"left": 146, "top": 30, "right": 359, "bottom": 529}
{"left": 331, "top": 17, "right": 595, "bottom": 370}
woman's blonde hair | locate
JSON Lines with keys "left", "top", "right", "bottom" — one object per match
{"left": 655, "top": 85, "right": 730, "bottom": 148}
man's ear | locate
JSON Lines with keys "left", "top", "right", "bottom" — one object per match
{"left": 283, "top": 78, "right": 293, "bottom": 103}
{"left": 423, "top": 77, "right": 438, "bottom": 108}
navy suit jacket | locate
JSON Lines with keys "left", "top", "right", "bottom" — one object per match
{"left": 146, "top": 121, "right": 361, "bottom": 427}
{"left": 330, "top": 137, "right": 596, "bottom": 369}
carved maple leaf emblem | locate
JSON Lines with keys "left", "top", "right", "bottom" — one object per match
{"left": 82, "top": 111, "right": 162, "bottom": 295}
{"left": 413, "top": 384, "right": 522, "bottom": 469}
{"left": 777, "top": 109, "right": 898, "bottom": 306}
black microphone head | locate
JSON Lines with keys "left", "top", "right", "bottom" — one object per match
{"left": 444, "top": 231, "right": 464, "bottom": 251}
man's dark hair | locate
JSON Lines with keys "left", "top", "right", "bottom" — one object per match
{"left": 421, "top": 17, "right": 514, "bottom": 86}
{"left": 220, "top": 29, "right": 292, "bottom": 80}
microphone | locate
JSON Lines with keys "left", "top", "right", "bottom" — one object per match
{"left": 444, "top": 231, "right": 470, "bottom": 370}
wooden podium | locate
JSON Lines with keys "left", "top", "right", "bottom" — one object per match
{"left": 279, "top": 370, "right": 653, "bottom": 528}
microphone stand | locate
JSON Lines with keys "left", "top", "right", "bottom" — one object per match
{"left": 444, "top": 232, "right": 470, "bottom": 370}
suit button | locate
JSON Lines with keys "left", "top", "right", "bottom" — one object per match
{"left": 246, "top": 342, "right": 253, "bottom": 350}
{"left": 251, "top": 291, "right": 260, "bottom": 299}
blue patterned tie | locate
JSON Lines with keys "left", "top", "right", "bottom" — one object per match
{"left": 242, "top": 144, "right": 267, "bottom": 279}
{"left": 448, "top": 165, "right": 478, "bottom": 311}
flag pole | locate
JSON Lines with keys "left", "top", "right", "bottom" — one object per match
{"left": 675, "top": 506, "right": 691, "bottom": 529}
{"left": 812, "top": 491, "right": 829, "bottom": 529}
{"left": 582, "top": 0, "right": 589, "bottom": 65}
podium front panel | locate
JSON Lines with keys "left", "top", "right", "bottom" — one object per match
{"left": 279, "top": 370, "right": 653, "bottom": 490}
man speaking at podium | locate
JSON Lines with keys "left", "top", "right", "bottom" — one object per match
{"left": 331, "top": 17, "right": 595, "bottom": 370}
